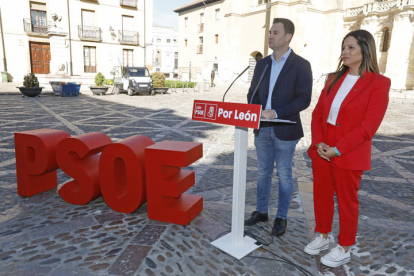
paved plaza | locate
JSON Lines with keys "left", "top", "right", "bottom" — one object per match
{"left": 0, "top": 83, "right": 413, "bottom": 276}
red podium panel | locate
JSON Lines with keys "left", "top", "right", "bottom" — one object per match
{"left": 99, "top": 135, "right": 154, "bottom": 213}
{"left": 192, "top": 100, "right": 262, "bottom": 129}
{"left": 145, "top": 141, "right": 203, "bottom": 225}
{"left": 14, "top": 129, "right": 71, "bottom": 197}
{"left": 56, "top": 132, "right": 112, "bottom": 205}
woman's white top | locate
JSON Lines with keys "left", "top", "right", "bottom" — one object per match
{"left": 327, "top": 74, "right": 360, "bottom": 125}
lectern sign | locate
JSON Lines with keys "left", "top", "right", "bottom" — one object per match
{"left": 192, "top": 100, "right": 262, "bottom": 129}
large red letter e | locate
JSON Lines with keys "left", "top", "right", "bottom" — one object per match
{"left": 145, "top": 141, "right": 203, "bottom": 225}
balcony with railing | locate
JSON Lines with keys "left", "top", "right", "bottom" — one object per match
{"left": 120, "top": 0, "right": 137, "bottom": 8}
{"left": 118, "top": 30, "right": 139, "bottom": 45}
{"left": 198, "top": 23, "right": 204, "bottom": 33}
{"left": 78, "top": 25, "right": 102, "bottom": 41}
{"left": 345, "top": 0, "right": 414, "bottom": 17}
{"left": 197, "top": 45, "right": 203, "bottom": 54}
{"left": 23, "top": 18, "right": 51, "bottom": 37}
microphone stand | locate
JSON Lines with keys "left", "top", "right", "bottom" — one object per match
{"left": 249, "top": 63, "right": 269, "bottom": 104}
{"left": 222, "top": 65, "right": 250, "bottom": 102}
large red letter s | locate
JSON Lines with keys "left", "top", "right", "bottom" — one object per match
{"left": 99, "top": 135, "right": 154, "bottom": 213}
{"left": 56, "top": 132, "right": 112, "bottom": 205}
{"left": 14, "top": 129, "right": 71, "bottom": 197}
{"left": 145, "top": 141, "right": 203, "bottom": 225}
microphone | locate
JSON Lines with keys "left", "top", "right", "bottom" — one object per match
{"left": 249, "top": 63, "right": 269, "bottom": 104}
{"left": 222, "top": 65, "right": 250, "bottom": 102}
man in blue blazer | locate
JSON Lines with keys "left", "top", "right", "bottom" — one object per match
{"left": 246, "top": 18, "right": 312, "bottom": 236}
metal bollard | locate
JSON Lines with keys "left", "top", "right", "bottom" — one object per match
{"left": 203, "top": 81, "right": 210, "bottom": 93}
{"left": 171, "top": 82, "right": 177, "bottom": 93}
{"left": 194, "top": 82, "right": 200, "bottom": 93}
{"left": 183, "top": 82, "right": 189, "bottom": 93}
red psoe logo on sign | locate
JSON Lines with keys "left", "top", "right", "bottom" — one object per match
{"left": 193, "top": 103, "right": 206, "bottom": 118}
{"left": 205, "top": 104, "right": 217, "bottom": 120}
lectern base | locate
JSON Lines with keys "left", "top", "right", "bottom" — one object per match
{"left": 211, "top": 233, "right": 261, "bottom": 260}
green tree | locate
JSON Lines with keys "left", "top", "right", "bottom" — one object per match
{"left": 23, "top": 73, "right": 39, "bottom": 88}
{"left": 151, "top": 72, "right": 166, "bottom": 88}
{"left": 95, "top": 72, "right": 105, "bottom": 87}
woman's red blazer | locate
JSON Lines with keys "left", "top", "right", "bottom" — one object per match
{"left": 308, "top": 70, "right": 391, "bottom": 170}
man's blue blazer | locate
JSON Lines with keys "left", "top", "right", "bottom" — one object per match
{"left": 247, "top": 50, "right": 313, "bottom": 141}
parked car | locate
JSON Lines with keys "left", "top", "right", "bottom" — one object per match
{"left": 115, "top": 67, "right": 154, "bottom": 96}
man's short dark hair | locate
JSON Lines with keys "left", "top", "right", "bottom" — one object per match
{"left": 272, "top": 18, "right": 295, "bottom": 36}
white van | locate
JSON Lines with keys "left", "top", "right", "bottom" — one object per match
{"left": 115, "top": 67, "right": 154, "bottom": 96}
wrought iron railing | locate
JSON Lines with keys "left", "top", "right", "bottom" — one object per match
{"left": 197, "top": 45, "right": 203, "bottom": 54}
{"left": 120, "top": 0, "right": 137, "bottom": 7}
{"left": 78, "top": 25, "right": 102, "bottom": 41}
{"left": 23, "top": 18, "right": 51, "bottom": 35}
{"left": 345, "top": 0, "right": 414, "bottom": 17}
{"left": 198, "top": 23, "right": 204, "bottom": 33}
{"left": 118, "top": 30, "right": 139, "bottom": 45}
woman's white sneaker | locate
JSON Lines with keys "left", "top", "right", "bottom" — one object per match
{"left": 304, "top": 234, "right": 329, "bottom": 255}
{"left": 321, "top": 245, "right": 351, "bottom": 267}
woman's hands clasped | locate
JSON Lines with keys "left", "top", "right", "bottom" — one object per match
{"left": 316, "top": 142, "right": 336, "bottom": 161}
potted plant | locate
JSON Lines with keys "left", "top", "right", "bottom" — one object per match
{"left": 90, "top": 72, "right": 109, "bottom": 95}
{"left": 17, "top": 73, "right": 44, "bottom": 97}
{"left": 151, "top": 72, "right": 169, "bottom": 94}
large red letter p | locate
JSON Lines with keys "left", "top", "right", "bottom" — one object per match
{"left": 145, "top": 141, "right": 203, "bottom": 225}
{"left": 14, "top": 129, "right": 71, "bottom": 197}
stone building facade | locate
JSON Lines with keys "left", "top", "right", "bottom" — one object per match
{"left": 174, "top": 0, "right": 414, "bottom": 90}
{"left": 0, "top": 0, "right": 153, "bottom": 84}
{"left": 151, "top": 24, "right": 179, "bottom": 77}
{"left": 344, "top": 0, "right": 414, "bottom": 90}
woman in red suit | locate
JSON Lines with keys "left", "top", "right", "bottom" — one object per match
{"left": 303, "top": 30, "right": 391, "bottom": 267}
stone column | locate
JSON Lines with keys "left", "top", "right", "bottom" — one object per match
{"left": 223, "top": 0, "right": 243, "bottom": 79}
{"left": 47, "top": 0, "right": 70, "bottom": 76}
{"left": 385, "top": 12, "right": 413, "bottom": 89}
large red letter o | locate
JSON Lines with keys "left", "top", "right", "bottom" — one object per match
{"left": 99, "top": 135, "right": 154, "bottom": 213}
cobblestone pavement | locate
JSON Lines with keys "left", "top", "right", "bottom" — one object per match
{"left": 0, "top": 84, "right": 413, "bottom": 276}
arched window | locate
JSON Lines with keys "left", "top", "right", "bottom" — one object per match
{"left": 382, "top": 28, "right": 390, "bottom": 52}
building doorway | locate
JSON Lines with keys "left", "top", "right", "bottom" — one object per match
{"left": 248, "top": 51, "right": 263, "bottom": 81}
{"left": 29, "top": 42, "right": 50, "bottom": 74}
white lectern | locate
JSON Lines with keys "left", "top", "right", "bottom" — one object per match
{"left": 192, "top": 100, "right": 295, "bottom": 259}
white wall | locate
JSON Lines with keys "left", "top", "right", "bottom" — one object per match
{"left": 0, "top": 0, "right": 153, "bottom": 82}
{"left": 152, "top": 25, "right": 178, "bottom": 75}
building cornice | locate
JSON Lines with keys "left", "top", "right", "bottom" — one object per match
{"left": 307, "top": 8, "right": 344, "bottom": 15}
{"left": 224, "top": 13, "right": 242, "bottom": 18}
{"left": 225, "top": 1, "right": 328, "bottom": 19}
{"left": 174, "top": 0, "right": 222, "bottom": 13}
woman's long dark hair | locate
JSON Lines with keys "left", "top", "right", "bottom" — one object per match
{"left": 326, "top": 30, "right": 380, "bottom": 94}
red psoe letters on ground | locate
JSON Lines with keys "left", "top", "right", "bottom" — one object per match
{"left": 14, "top": 129, "right": 71, "bottom": 197}
{"left": 56, "top": 132, "right": 113, "bottom": 205}
{"left": 99, "top": 135, "right": 154, "bottom": 213}
{"left": 145, "top": 141, "right": 203, "bottom": 225}
{"left": 14, "top": 129, "right": 204, "bottom": 225}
